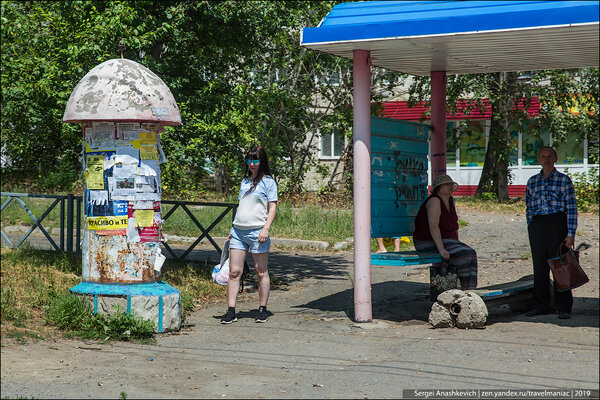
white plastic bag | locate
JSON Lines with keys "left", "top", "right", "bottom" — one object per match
{"left": 212, "top": 239, "right": 230, "bottom": 285}
{"left": 212, "top": 258, "right": 230, "bottom": 285}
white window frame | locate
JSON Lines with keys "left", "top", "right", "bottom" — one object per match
{"left": 319, "top": 128, "right": 345, "bottom": 160}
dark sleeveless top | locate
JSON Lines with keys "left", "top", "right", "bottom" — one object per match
{"left": 413, "top": 194, "right": 459, "bottom": 241}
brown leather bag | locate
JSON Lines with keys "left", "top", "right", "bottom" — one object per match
{"left": 547, "top": 245, "right": 589, "bottom": 292}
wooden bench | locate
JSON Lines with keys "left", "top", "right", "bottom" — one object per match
{"left": 372, "top": 252, "right": 535, "bottom": 311}
{"left": 470, "top": 275, "right": 535, "bottom": 312}
{"left": 372, "top": 251, "right": 447, "bottom": 300}
{"left": 371, "top": 251, "right": 442, "bottom": 266}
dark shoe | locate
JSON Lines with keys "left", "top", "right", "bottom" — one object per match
{"left": 525, "top": 308, "right": 549, "bottom": 317}
{"left": 255, "top": 306, "right": 269, "bottom": 323}
{"left": 558, "top": 312, "right": 572, "bottom": 319}
{"left": 220, "top": 309, "right": 238, "bottom": 324}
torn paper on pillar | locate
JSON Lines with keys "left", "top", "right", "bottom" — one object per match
{"left": 115, "top": 147, "right": 140, "bottom": 165}
{"left": 154, "top": 248, "right": 166, "bottom": 273}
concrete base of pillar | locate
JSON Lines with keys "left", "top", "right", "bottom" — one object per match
{"left": 70, "top": 281, "right": 181, "bottom": 333}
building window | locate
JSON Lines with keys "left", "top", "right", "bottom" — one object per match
{"left": 316, "top": 69, "right": 340, "bottom": 86}
{"left": 589, "top": 132, "right": 599, "bottom": 164}
{"left": 556, "top": 135, "right": 584, "bottom": 164}
{"left": 459, "top": 121, "right": 486, "bottom": 167}
{"left": 446, "top": 122, "right": 458, "bottom": 167}
{"left": 320, "top": 129, "right": 344, "bottom": 158}
{"left": 509, "top": 130, "right": 519, "bottom": 166}
{"left": 522, "top": 128, "right": 551, "bottom": 165}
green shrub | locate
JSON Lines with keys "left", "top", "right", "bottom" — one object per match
{"left": 45, "top": 292, "right": 155, "bottom": 342}
{"left": 566, "top": 167, "right": 599, "bottom": 211}
{"left": 480, "top": 191, "right": 497, "bottom": 201}
{"left": 37, "top": 167, "right": 80, "bottom": 192}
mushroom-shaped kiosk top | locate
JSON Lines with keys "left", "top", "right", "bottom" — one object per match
{"left": 63, "top": 58, "right": 181, "bottom": 126}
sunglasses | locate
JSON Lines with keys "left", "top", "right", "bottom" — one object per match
{"left": 245, "top": 159, "right": 260, "bottom": 165}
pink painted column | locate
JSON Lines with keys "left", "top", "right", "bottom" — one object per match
{"left": 430, "top": 71, "right": 447, "bottom": 180}
{"left": 352, "top": 50, "right": 372, "bottom": 322}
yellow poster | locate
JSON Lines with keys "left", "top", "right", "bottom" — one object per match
{"left": 140, "top": 145, "right": 158, "bottom": 160}
{"left": 85, "top": 155, "right": 104, "bottom": 189}
{"left": 87, "top": 216, "right": 128, "bottom": 230}
{"left": 140, "top": 131, "right": 157, "bottom": 144}
{"left": 135, "top": 209, "right": 155, "bottom": 228}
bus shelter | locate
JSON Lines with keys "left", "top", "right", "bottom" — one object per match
{"left": 300, "top": 0, "right": 599, "bottom": 322}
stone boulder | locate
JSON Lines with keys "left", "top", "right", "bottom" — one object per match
{"left": 429, "top": 290, "right": 488, "bottom": 329}
{"left": 452, "top": 292, "right": 488, "bottom": 329}
{"left": 437, "top": 289, "right": 465, "bottom": 307}
{"left": 428, "top": 302, "right": 454, "bottom": 328}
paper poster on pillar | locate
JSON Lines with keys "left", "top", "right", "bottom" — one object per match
{"left": 135, "top": 209, "right": 154, "bottom": 228}
{"left": 87, "top": 215, "right": 128, "bottom": 230}
{"left": 112, "top": 177, "right": 136, "bottom": 199}
{"left": 85, "top": 155, "right": 105, "bottom": 189}
{"left": 87, "top": 122, "right": 117, "bottom": 152}
{"left": 87, "top": 197, "right": 128, "bottom": 217}
{"left": 128, "top": 201, "right": 163, "bottom": 242}
{"left": 117, "top": 123, "right": 141, "bottom": 142}
{"left": 139, "top": 160, "right": 161, "bottom": 189}
{"left": 139, "top": 213, "right": 162, "bottom": 242}
{"left": 140, "top": 131, "right": 157, "bottom": 144}
{"left": 135, "top": 175, "right": 158, "bottom": 193}
{"left": 140, "top": 144, "right": 159, "bottom": 160}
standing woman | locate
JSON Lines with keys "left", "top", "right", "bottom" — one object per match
{"left": 412, "top": 174, "right": 478, "bottom": 290}
{"left": 221, "top": 147, "right": 278, "bottom": 324}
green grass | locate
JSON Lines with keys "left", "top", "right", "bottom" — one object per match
{"left": 1, "top": 196, "right": 64, "bottom": 229}
{"left": 4, "top": 330, "right": 44, "bottom": 345}
{"left": 45, "top": 293, "right": 155, "bottom": 342}
{"left": 272, "top": 203, "right": 353, "bottom": 244}
{"left": 0, "top": 247, "right": 228, "bottom": 343}
{"left": 454, "top": 196, "right": 527, "bottom": 213}
{"left": 1, "top": 247, "right": 81, "bottom": 326}
{"left": 162, "top": 201, "right": 354, "bottom": 244}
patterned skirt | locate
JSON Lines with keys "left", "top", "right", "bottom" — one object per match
{"left": 414, "top": 238, "right": 478, "bottom": 289}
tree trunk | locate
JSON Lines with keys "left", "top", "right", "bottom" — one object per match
{"left": 475, "top": 72, "right": 516, "bottom": 201}
{"left": 495, "top": 72, "right": 518, "bottom": 201}
{"left": 475, "top": 73, "right": 501, "bottom": 198}
{"left": 474, "top": 135, "right": 497, "bottom": 197}
{"left": 215, "top": 165, "right": 225, "bottom": 194}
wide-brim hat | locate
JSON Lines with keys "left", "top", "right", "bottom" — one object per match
{"left": 432, "top": 174, "right": 459, "bottom": 192}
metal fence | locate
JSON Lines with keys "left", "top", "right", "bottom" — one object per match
{"left": 0, "top": 192, "right": 237, "bottom": 261}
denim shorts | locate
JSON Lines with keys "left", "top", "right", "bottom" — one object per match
{"left": 229, "top": 226, "right": 270, "bottom": 253}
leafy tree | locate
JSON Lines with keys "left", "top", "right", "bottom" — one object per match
{"left": 2, "top": 0, "right": 401, "bottom": 198}
{"left": 1, "top": 0, "right": 289, "bottom": 193}
{"left": 406, "top": 68, "right": 598, "bottom": 201}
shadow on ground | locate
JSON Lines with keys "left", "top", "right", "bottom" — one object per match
{"left": 173, "top": 247, "right": 354, "bottom": 285}
{"left": 486, "top": 296, "right": 600, "bottom": 328}
{"left": 296, "top": 280, "right": 432, "bottom": 323}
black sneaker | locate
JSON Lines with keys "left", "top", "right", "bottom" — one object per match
{"left": 220, "top": 309, "right": 238, "bottom": 324}
{"left": 255, "top": 306, "right": 269, "bottom": 323}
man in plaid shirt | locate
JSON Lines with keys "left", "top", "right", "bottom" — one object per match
{"left": 525, "top": 146, "right": 578, "bottom": 319}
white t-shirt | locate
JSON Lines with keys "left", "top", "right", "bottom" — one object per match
{"left": 232, "top": 176, "right": 278, "bottom": 230}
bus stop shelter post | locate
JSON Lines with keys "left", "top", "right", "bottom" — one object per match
{"left": 430, "top": 71, "right": 447, "bottom": 180}
{"left": 352, "top": 49, "right": 372, "bottom": 322}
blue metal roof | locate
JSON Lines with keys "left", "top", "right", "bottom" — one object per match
{"left": 301, "top": 1, "right": 599, "bottom": 75}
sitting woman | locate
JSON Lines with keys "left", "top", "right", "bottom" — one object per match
{"left": 412, "top": 174, "right": 478, "bottom": 290}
